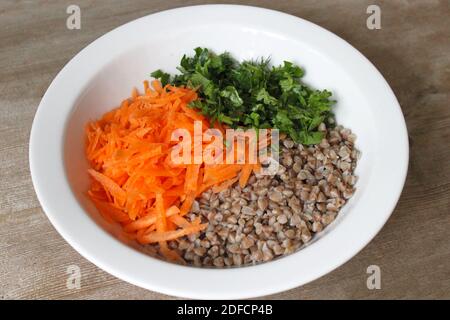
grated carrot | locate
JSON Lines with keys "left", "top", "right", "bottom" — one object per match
{"left": 85, "top": 80, "right": 259, "bottom": 262}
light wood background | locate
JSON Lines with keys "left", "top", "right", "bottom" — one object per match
{"left": 1, "top": 0, "right": 449, "bottom": 299}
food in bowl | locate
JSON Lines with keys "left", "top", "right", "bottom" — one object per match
{"left": 31, "top": 5, "right": 409, "bottom": 298}
{"left": 84, "top": 48, "right": 359, "bottom": 267}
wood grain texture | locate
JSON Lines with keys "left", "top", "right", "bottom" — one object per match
{"left": 1, "top": 0, "right": 449, "bottom": 300}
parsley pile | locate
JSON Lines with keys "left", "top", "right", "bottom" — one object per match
{"left": 151, "top": 48, "right": 335, "bottom": 145}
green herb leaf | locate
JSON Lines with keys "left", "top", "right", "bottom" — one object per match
{"left": 220, "top": 86, "right": 243, "bottom": 107}
{"left": 150, "top": 69, "right": 171, "bottom": 86}
{"left": 151, "top": 48, "right": 335, "bottom": 145}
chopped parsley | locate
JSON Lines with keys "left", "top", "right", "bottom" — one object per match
{"left": 151, "top": 47, "right": 335, "bottom": 145}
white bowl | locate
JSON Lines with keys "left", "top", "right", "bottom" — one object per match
{"left": 29, "top": 5, "right": 408, "bottom": 299}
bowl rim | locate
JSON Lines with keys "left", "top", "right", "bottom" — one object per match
{"left": 29, "top": 4, "right": 409, "bottom": 299}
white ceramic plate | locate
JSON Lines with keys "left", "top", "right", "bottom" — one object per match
{"left": 29, "top": 5, "right": 408, "bottom": 299}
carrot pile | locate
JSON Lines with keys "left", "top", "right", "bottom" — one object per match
{"left": 85, "top": 80, "right": 259, "bottom": 262}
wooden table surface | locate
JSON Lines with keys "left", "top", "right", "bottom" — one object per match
{"left": 1, "top": 0, "right": 449, "bottom": 300}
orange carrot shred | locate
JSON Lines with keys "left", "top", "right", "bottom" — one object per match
{"left": 212, "top": 176, "right": 240, "bottom": 193}
{"left": 85, "top": 80, "right": 259, "bottom": 262}
{"left": 239, "top": 163, "right": 253, "bottom": 189}
{"left": 88, "top": 169, "right": 127, "bottom": 206}
{"left": 139, "top": 223, "right": 207, "bottom": 244}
